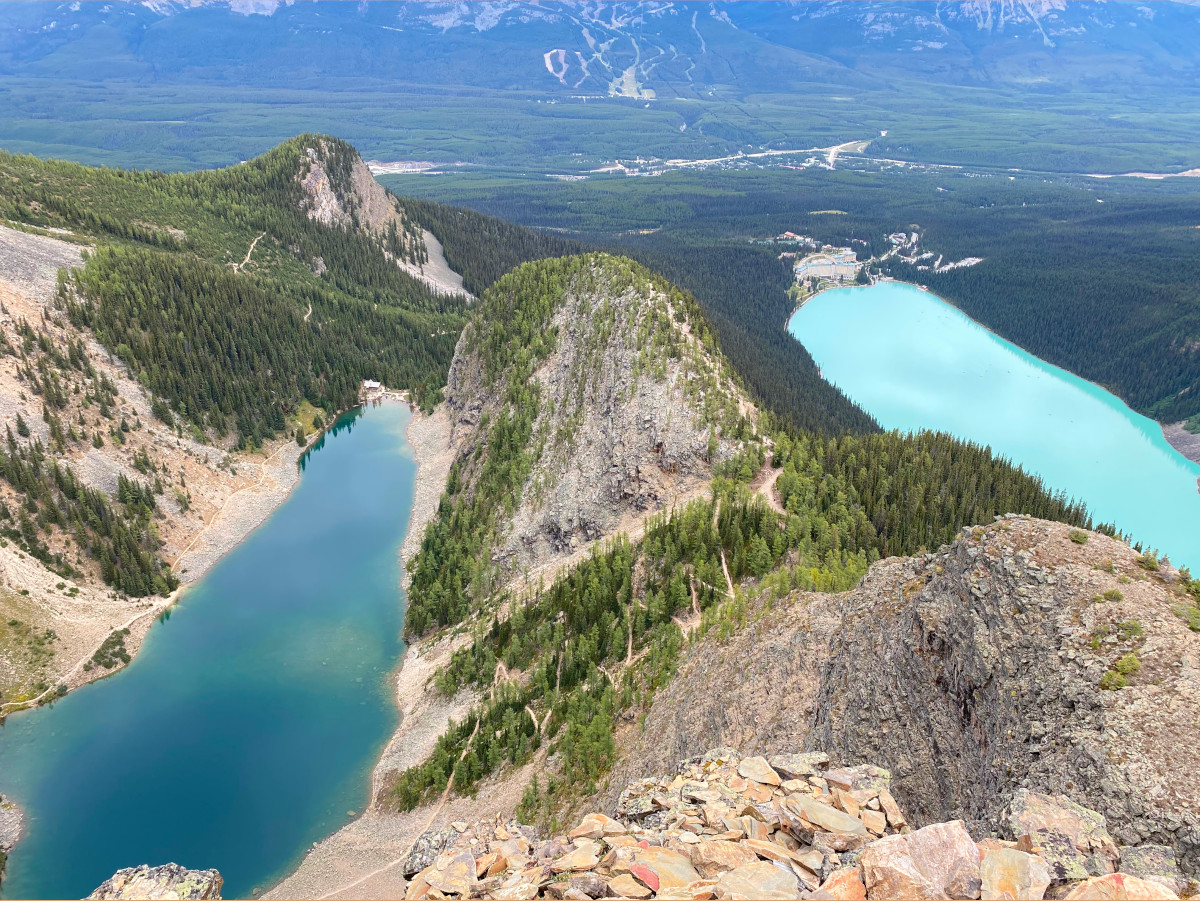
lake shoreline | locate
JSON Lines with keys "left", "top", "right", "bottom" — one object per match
{"left": 1161, "top": 422, "right": 1200, "bottom": 467}
{"left": 789, "top": 280, "right": 1200, "bottom": 571}
{"left": 791, "top": 280, "right": 1200, "bottom": 473}
{"left": 0, "top": 433, "right": 313, "bottom": 887}
{"left": 263, "top": 403, "right": 466, "bottom": 900}
{"left": 0, "top": 433, "right": 316, "bottom": 725}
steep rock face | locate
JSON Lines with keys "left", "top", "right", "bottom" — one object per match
{"left": 300, "top": 141, "right": 401, "bottom": 235}
{"left": 607, "top": 517, "right": 1200, "bottom": 875}
{"left": 443, "top": 253, "right": 754, "bottom": 582}
{"left": 297, "top": 138, "right": 470, "bottom": 296}
{"left": 87, "top": 864, "right": 222, "bottom": 900}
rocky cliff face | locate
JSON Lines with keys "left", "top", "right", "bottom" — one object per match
{"left": 299, "top": 140, "right": 404, "bottom": 236}
{"left": 297, "top": 139, "right": 469, "bottom": 297}
{"left": 443, "top": 253, "right": 755, "bottom": 585}
{"left": 607, "top": 517, "right": 1200, "bottom": 877}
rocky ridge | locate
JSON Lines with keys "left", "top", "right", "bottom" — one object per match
{"left": 242, "top": 748, "right": 1195, "bottom": 900}
{"left": 606, "top": 517, "right": 1200, "bottom": 880}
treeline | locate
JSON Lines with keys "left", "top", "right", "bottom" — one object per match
{"left": 66, "top": 246, "right": 458, "bottom": 447}
{"left": 0, "top": 429, "right": 176, "bottom": 596}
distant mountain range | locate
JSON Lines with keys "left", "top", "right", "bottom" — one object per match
{"left": 3, "top": 1, "right": 1200, "bottom": 172}
{"left": 6, "top": 1, "right": 1200, "bottom": 94}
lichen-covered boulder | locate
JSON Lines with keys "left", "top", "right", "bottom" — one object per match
{"left": 87, "top": 864, "right": 222, "bottom": 900}
{"left": 1118, "top": 845, "right": 1187, "bottom": 896}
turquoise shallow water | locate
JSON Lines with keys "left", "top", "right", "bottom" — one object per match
{"left": 788, "top": 282, "right": 1200, "bottom": 571}
{"left": 0, "top": 399, "right": 414, "bottom": 900}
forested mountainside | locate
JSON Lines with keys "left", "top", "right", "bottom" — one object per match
{"left": 381, "top": 252, "right": 1100, "bottom": 831}
{"left": 0, "top": 135, "right": 464, "bottom": 441}
{"left": 400, "top": 168, "right": 1200, "bottom": 425}
{"left": 0, "top": 137, "right": 586, "bottom": 713}
{"left": 0, "top": 136, "right": 585, "bottom": 444}
{"left": 404, "top": 253, "right": 759, "bottom": 638}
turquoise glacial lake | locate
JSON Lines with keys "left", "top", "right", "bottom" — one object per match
{"left": 788, "top": 282, "right": 1200, "bottom": 572}
{"left": 0, "top": 399, "right": 414, "bottom": 900}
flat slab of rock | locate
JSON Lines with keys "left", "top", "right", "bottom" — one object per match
{"left": 628, "top": 845, "right": 700, "bottom": 892}
{"left": 860, "top": 819, "right": 981, "bottom": 900}
{"left": 982, "top": 847, "right": 1052, "bottom": 901}
{"left": 737, "top": 756, "right": 782, "bottom": 787}
{"left": 786, "top": 794, "right": 869, "bottom": 836}
{"left": 686, "top": 839, "right": 759, "bottom": 877}
{"left": 606, "top": 873, "right": 652, "bottom": 899}
{"left": 714, "top": 861, "right": 799, "bottom": 900}
{"left": 768, "top": 752, "right": 829, "bottom": 780}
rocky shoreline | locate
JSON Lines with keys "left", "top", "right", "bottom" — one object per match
{"left": 1162, "top": 422, "right": 1200, "bottom": 467}
{"left": 0, "top": 793, "right": 21, "bottom": 892}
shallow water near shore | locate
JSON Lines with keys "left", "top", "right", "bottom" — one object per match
{"left": 789, "top": 282, "right": 1200, "bottom": 571}
{"left": 0, "top": 399, "right": 414, "bottom": 900}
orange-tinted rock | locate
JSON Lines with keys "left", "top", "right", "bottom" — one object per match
{"left": 981, "top": 848, "right": 1052, "bottom": 900}
{"left": 1062, "top": 874, "right": 1179, "bottom": 900}
{"left": 607, "top": 873, "right": 653, "bottom": 899}
{"left": 817, "top": 866, "right": 867, "bottom": 901}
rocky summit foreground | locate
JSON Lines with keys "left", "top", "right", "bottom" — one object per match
{"left": 96, "top": 748, "right": 1195, "bottom": 900}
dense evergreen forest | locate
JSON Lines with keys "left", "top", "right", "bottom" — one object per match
{"left": 0, "top": 137, "right": 586, "bottom": 444}
{"left": 392, "top": 166, "right": 1200, "bottom": 424}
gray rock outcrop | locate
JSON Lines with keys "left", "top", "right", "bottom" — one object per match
{"left": 443, "top": 254, "right": 754, "bottom": 585}
{"left": 607, "top": 517, "right": 1200, "bottom": 876}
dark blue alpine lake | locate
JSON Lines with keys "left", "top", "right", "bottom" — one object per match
{"left": 0, "top": 400, "right": 414, "bottom": 900}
